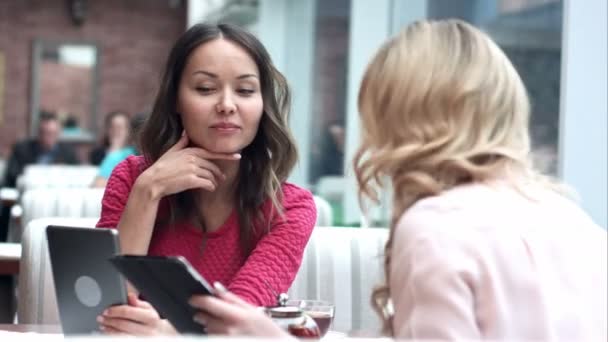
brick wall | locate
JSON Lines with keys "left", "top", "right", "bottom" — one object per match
{"left": 0, "top": 0, "right": 186, "bottom": 157}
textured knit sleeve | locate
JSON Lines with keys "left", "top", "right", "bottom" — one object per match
{"left": 228, "top": 184, "right": 317, "bottom": 306}
{"left": 96, "top": 156, "right": 141, "bottom": 229}
{"left": 390, "top": 204, "right": 481, "bottom": 339}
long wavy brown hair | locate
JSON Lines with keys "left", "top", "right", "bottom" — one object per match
{"left": 139, "top": 23, "right": 297, "bottom": 254}
{"left": 353, "top": 19, "right": 554, "bottom": 334}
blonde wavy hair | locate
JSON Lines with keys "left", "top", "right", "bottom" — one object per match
{"left": 353, "top": 19, "right": 550, "bottom": 334}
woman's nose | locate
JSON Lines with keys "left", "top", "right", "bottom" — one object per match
{"left": 216, "top": 92, "right": 236, "bottom": 115}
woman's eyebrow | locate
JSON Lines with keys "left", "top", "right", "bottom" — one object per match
{"left": 191, "top": 70, "right": 258, "bottom": 80}
{"left": 237, "top": 74, "right": 258, "bottom": 80}
{"left": 192, "top": 70, "right": 217, "bottom": 77}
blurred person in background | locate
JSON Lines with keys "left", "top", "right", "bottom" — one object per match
{"left": 92, "top": 112, "right": 147, "bottom": 188}
{"left": 317, "top": 119, "right": 345, "bottom": 177}
{"left": 0, "top": 111, "right": 79, "bottom": 242}
{"left": 89, "top": 111, "right": 132, "bottom": 166}
{"left": 3, "top": 110, "right": 79, "bottom": 188}
{"left": 187, "top": 19, "right": 607, "bottom": 340}
{"left": 61, "top": 114, "right": 83, "bottom": 136}
{"left": 94, "top": 23, "right": 316, "bottom": 335}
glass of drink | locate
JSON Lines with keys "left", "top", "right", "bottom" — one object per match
{"left": 287, "top": 300, "right": 335, "bottom": 337}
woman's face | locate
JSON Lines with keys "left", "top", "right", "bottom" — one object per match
{"left": 177, "top": 38, "right": 264, "bottom": 154}
{"left": 108, "top": 114, "right": 130, "bottom": 147}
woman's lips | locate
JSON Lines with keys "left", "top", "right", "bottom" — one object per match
{"left": 210, "top": 124, "right": 241, "bottom": 134}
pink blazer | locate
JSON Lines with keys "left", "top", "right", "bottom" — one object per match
{"left": 390, "top": 182, "right": 607, "bottom": 340}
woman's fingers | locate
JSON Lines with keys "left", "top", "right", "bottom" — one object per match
{"left": 189, "top": 167, "right": 217, "bottom": 189}
{"left": 127, "top": 293, "right": 139, "bottom": 306}
{"left": 213, "top": 282, "right": 251, "bottom": 308}
{"left": 98, "top": 316, "right": 150, "bottom": 336}
{"left": 98, "top": 298, "right": 174, "bottom": 336}
{"left": 195, "top": 158, "right": 226, "bottom": 181}
{"left": 190, "top": 160, "right": 224, "bottom": 184}
{"left": 189, "top": 283, "right": 254, "bottom": 319}
{"left": 193, "top": 311, "right": 230, "bottom": 335}
{"left": 166, "top": 132, "right": 189, "bottom": 153}
{"left": 128, "top": 293, "right": 155, "bottom": 310}
{"left": 180, "top": 150, "right": 226, "bottom": 182}
{"left": 98, "top": 302, "right": 164, "bottom": 336}
{"left": 101, "top": 304, "right": 159, "bottom": 325}
{"left": 152, "top": 140, "right": 242, "bottom": 195}
{"left": 189, "top": 295, "right": 244, "bottom": 323}
{"left": 186, "top": 175, "right": 216, "bottom": 192}
{"left": 99, "top": 325, "right": 126, "bottom": 335}
{"left": 189, "top": 283, "right": 290, "bottom": 338}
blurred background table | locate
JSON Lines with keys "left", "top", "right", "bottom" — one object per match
{"left": 0, "top": 243, "right": 20, "bottom": 275}
{"left": 0, "top": 324, "right": 62, "bottom": 333}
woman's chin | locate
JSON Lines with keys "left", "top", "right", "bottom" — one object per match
{"left": 204, "top": 144, "right": 242, "bottom": 155}
{"left": 187, "top": 140, "right": 239, "bottom": 154}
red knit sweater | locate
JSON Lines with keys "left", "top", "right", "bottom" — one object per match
{"left": 96, "top": 156, "right": 316, "bottom": 306}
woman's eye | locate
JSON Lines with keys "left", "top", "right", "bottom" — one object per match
{"left": 238, "top": 89, "right": 255, "bottom": 95}
{"left": 196, "top": 87, "right": 214, "bottom": 93}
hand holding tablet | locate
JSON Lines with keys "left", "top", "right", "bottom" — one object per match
{"left": 109, "top": 255, "right": 214, "bottom": 334}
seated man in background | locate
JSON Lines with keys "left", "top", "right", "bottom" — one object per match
{"left": 0, "top": 111, "right": 79, "bottom": 242}
{"left": 3, "top": 111, "right": 79, "bottom": 188}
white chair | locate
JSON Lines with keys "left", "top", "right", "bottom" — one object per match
{"left": 313, "top": 195, "right": 333, "bottom": 226}
{"left": 315, "top": 176, "right": 345, "bottom": 203}
{"left": 18, "top": 220, "right": 389, "bottom": 333}
{"left": 17, "top": 165, "right": 99, "bottom": 192}
{"left": 8, "top": 188, "right": 104, "bottom": 243}
{"left": 17, "top": 217, "right": 99, "bottom": 324}
{"left": 288, "top": 226, "right": 389, "bottom": 334}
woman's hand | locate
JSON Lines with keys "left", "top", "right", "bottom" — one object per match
{"left": 189, "top": 282, "right": 290, "bottom": 338}
{"left": 98, "top": 293, "right": 177, "bottom": 336}
{"left": 136, "top": 133, "right": 241, "bottom": 200}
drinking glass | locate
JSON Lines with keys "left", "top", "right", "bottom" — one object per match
{"left": 286, "top": 300, "right": 335, "bottom": 337}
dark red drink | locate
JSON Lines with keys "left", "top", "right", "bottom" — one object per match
{"left": 308, "top": 311, "right": 333, "bottom": 337}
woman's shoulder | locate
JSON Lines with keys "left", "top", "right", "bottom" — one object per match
{"left": 117, "top": 154, "right": 147, "bottom": 171}
{"left": 400, "top": 182, "right": 484, "bottom": 214}
{"left": 280, "top": 182, "right": 314, "bottom": 204}
{"left": 257, "top": 183, "right": 315, "bottom": 220}
{"left": 106, "top": 155, "right": 147, "bottom": 186}
{"left": 393, "top": 180, "right": 598, "bottom": 247}
{"left": 393, "top": 183, "right": 509, "bottom": 244}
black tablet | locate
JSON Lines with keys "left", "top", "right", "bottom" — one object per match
{"left": 46, "top": 226, "right": 127, "bottom": 335}
{"left": 108, "top": 255, "right": 214, "bottom": 334}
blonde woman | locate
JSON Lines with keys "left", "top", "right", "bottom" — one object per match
{"left": 353, "top": 19, "right": 606, "bottom": 339}
{"left": 188, "top": 19, "right": 607, "bottom": 339}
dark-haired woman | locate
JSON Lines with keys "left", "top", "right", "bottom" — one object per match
{"left": 89, "top": 111, "right": 131, "bottom": 165}
{"left": 95, "top": 23, "right": 316, "bottom": 335}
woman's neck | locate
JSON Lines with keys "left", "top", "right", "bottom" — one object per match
{"left": 193, "top": 159, "right": 240, "bottom": 232}
{"left": 197, "top": 159, "right": 240, "bottom": 206}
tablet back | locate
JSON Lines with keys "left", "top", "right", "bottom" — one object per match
{"left": 109, "top": 255, "right": 212, "bottom": 334}
{"left": 46, "top": 226, "right": 127, "bottom": 335}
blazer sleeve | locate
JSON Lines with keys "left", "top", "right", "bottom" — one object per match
{"left": 390, "top": 206, "right": 481, "bottom": 339}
